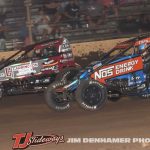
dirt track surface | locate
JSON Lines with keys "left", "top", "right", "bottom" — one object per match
{"left": 0, "top": 94, "right": 150, "bottom": 150}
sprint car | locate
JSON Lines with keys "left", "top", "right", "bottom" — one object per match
{"left": 0, "top": 38, "right": 79, "bottom": 98}
{"left": 45, "top": 34, "right": 150, "bottom": 111}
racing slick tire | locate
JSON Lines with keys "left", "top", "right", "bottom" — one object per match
{"left": 56, "top": 67, "right": 80, "bottom": 84}
{"left": 75, "top": 80, "right": 107, "bottom": 111}
{"left": 45, "top": 81, "right": 70, "bottom": 111}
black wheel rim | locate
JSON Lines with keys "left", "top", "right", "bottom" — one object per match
{"left": 51, "top": 87, "right": 69, "bottom": 107}
{"left": 82, "top": 84, "right": 102, "bottom": 106}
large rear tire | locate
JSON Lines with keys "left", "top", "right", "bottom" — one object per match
{"left": 45, "top": 81, "right": 71, "bottom": 111}
{"left": 56, "top": 67, "right": 80, "bottom": 83}
{"left": 75, "top": 80, "right": 107, "bottom": 111}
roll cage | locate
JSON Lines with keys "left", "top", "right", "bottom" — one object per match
{"left": 100, "top": 33, "right": 150, "bottom": 66}
{"left": 0, "top": 38, "right": 63, "bottom": 70}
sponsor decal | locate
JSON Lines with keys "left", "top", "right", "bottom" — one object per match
{"left": 12, "top": 132, "right": 65, "bottom": 149}
{"left": 0, "top": 62, "right": 39, "bottom": 79}
{"left": 93, "top": 63, "right": 102, "bottom": 70}
{"left": 4, "top": 67, "right": 14, "bottom": 78}
{"left": 41, "top": 65, "right": 58, "bottom": 71}
{"left": 135, "top": 37, "right": 150, "bottom": 46}
{"left": 60, "top": 58, "right": 74, "bottom": 63}
{"left": 13, "top": 62, "right": 38, "bottom": 71}
{"left": 43, "top": 61, "right": 58, "bottom": 67}
{"left": 43, "top": 60, "right": 54, "bottom": 65}
{"left": 14, "top": 62, "right": 39, "bottom": 77}
{"left": 91, "top": 56, "right": 143, "bottom": 83}
{"left": 130, "top": 76, "right": 140, "bottom": 81}
{"left": 42, "top": 60, "right": 58, "bottom": 71}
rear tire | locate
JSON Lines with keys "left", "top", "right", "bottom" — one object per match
{"left": 75, "top": 80, "right": 107, "bottom": 111}
{"left": 56, "top": 67, "right": 80, "bottom": 83}
{"left": 45, "top": 81, "right": 70, "bottom": 111}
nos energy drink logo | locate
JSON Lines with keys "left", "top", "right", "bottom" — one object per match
{"left": 91, "top": 56, "right": 143, "bottom": 83}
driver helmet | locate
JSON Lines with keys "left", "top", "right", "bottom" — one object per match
{"left": 139, "top": 43, "right": 147, "bottom": 52}
{"left": 34, "top": 48, "right": 42, "bottom": 57}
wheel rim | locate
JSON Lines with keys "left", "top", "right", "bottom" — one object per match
{"left": 82, "top": 84, "right": 102, "bottom": 106}
{"left": 51, "top": 87, "right": 69, "bottom": 107}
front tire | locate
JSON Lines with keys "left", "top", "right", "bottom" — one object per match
{"left": 45, "top": 81, "right": 71, "bottom": 111}
{"left": 75, "top": 80, "right": 107, "bottom": 111}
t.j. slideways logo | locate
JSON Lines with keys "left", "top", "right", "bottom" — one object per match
{"left": 12, "top": 132, "right": 65, "bottom": 149}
